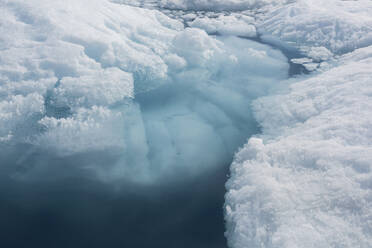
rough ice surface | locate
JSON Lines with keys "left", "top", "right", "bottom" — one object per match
{"left": 225, "top": 0, "right": 372, "bottom": 247}
{"left": 0, "top": 0, "right": 288, "bottom": 183}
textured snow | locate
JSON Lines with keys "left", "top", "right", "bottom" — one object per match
{"left": 225, "top": 36, "right": 372, "bottom": 248}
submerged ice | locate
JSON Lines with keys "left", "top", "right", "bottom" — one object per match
{"left": 0, "top": 0, "right": 288, "bottom": 183}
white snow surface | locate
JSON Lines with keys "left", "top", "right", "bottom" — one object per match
{"left": 226, "top": 44, "right": 372, "bottom": 248}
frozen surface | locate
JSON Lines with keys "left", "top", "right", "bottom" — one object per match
{"left": 226, "top": 45, "right": 372, "bottom": 248}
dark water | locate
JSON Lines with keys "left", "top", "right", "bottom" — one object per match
{"left": 0, "top": 162, "right": 229, "bottom": 248}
